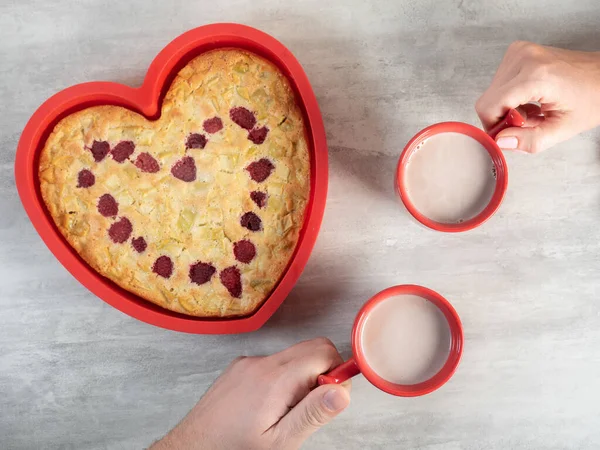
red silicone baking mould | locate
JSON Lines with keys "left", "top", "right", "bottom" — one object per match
{"left": 14, "top": 24, "right": 328, "bottom": 334}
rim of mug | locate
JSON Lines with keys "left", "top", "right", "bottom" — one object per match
{"left": 352, "top": 284, "right": 464, "bottom": 397}
{"left": 395, "top": 122, "right": 508, "bottom": 233}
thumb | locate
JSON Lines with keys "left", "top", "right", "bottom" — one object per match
{"left": 275, "top": 385, "right": 350, "bottom": 446}
{"left": 494, "top": 117, "right": 565, "bottom": 154}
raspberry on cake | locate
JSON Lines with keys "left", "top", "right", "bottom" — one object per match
{"left": 38, "top": 48, "right": 310, "bottom": 318}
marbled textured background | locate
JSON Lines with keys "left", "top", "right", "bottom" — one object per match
{"left": 2, "top": 0, "right": 600, "bottom": 448}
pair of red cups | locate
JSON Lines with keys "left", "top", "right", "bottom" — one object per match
{"left": 320, "top": 110, "right": 524, "bottom": 396}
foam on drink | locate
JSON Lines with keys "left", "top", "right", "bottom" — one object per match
{"left": 361, "top": 295, "right": 451, "bottom": 385}
{"left": 404, "top": 132, "right": 497, "bottom": 223}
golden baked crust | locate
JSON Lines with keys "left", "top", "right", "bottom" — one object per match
{"left": 39, "top": 49, "right": 310, "bottom": 317}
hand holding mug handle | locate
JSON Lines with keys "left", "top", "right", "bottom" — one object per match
{"left": 317, "top": 285, "right": 464, "bottom": 397}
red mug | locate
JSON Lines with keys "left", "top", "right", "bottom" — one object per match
{"left": 318, "top": 285, "right": 463, "bottom": 397}
{"left": 395, "top": 109, "right": 525, "bottom": 232}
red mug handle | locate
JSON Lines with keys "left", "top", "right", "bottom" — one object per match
{"left": 318, "top": 358, "right": 361, "bottom": 385}
{"left": 487, "top": 108, "right": 526, "bottom": 139}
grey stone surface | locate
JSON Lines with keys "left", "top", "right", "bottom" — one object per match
{"left": 2, "top": 0, "right": 600, "bottom": 448}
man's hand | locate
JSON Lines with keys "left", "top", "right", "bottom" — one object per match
{"left": 151, "top": 338, "right": 351, "bottom": 450}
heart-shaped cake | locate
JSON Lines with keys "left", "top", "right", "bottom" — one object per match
{"left": 39, "top": 49, "right": 310, "bottom": 317}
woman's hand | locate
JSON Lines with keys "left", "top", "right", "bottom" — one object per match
{"left": 150, "top": 338, "right": 351, "bottom": 450}
{"left": 476, "top": 41, "right": 600, "bottom": 153}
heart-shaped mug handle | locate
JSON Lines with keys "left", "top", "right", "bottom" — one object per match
{"left": 487, "top": 107, "right": 526, "bottom": 139}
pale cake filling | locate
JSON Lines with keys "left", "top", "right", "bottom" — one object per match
{"left": 39, "top": 49, "right": 310, "bottom": 318}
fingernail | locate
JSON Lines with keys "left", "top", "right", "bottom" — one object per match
{"left": 323, "top": 389, "right": 346, "bottom": 412}
{"left": 496, "top": 136, "right": 518, "bottom": 149}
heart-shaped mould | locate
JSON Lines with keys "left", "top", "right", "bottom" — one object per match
{"left": 15, "top": 24, "right": 328, "bottom": 334}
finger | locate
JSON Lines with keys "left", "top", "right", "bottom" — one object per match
{"left": 274, "top": 384, "right": 351, "bottom": 447}
{"left": 522, "top": 115, "right": 545, "bottom": 128}
{"left": 341, "top": 379, "right": 352, "bottom": 393}
{"left": 476, "top": 78, "right": 543, "bottom": 131}
{"left": 495, "top": 115, "right": 566, "bottom": 154}
{"left": 285, "top": 340, "right": 344, "bottom": 379}
{"left": 268, "top": 337, "right": 339, "bottom": 366}
{"left": 279, "top": 341, "right": 346, "bottom": 408}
